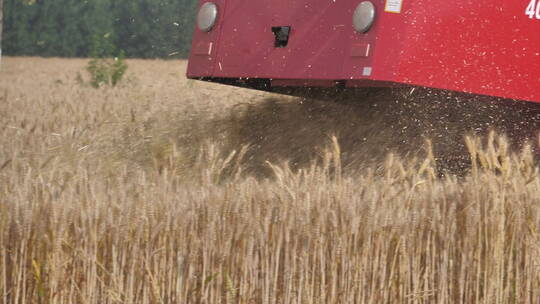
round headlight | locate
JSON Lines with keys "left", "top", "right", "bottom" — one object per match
{"left": 353, "top": 1, "right": 376, "bottom": 33}
{"left": 197, "top": 2, "right": 218, "bottom": 32}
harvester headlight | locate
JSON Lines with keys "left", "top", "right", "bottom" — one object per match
{"left": 353, "top": 1, "right": 376, "bottom": 33}
{"left": 197, "top": 2, "right": 218, "bottom": 32}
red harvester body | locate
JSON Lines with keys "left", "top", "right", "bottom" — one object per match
{"left": 187, "top": 0, "right": 540, "bottom": 103}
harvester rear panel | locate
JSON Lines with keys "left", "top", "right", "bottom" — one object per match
{"left": 188, "top": 0, "right": 540, "bottom": 103}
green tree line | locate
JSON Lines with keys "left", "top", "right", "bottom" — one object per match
{"left": 2, "top": 0, "right": 198, "bottom": 58}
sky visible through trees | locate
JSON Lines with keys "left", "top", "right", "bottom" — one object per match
{"left": 2, "top": 0, "right": 198, "bottom": 58}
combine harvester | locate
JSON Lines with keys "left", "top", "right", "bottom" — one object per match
{"left": 187, "top": 0, "right": 540, "bottom": 104}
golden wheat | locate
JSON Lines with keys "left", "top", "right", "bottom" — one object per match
{"left": 1, "top": 57, "right": 540, "bottom": 303}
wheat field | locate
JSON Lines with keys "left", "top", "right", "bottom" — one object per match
{"left": 2, "top": 57, "right": 540, "bottom": 304}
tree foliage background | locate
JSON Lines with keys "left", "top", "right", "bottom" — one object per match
{"left": 2, "top": 0, "right": 198, "bottom": 58}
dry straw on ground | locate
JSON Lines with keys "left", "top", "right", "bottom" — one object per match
{"left": 1, "top": 57, "right": 540, "bottom": 303}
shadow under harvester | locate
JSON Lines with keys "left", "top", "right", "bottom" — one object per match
{"left": 218, "top": 87, "right": 540, "bottom": 176}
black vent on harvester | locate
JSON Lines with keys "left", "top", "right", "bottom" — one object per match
{"left": 272, "top": 26, "right": 291, "bottom": 48}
